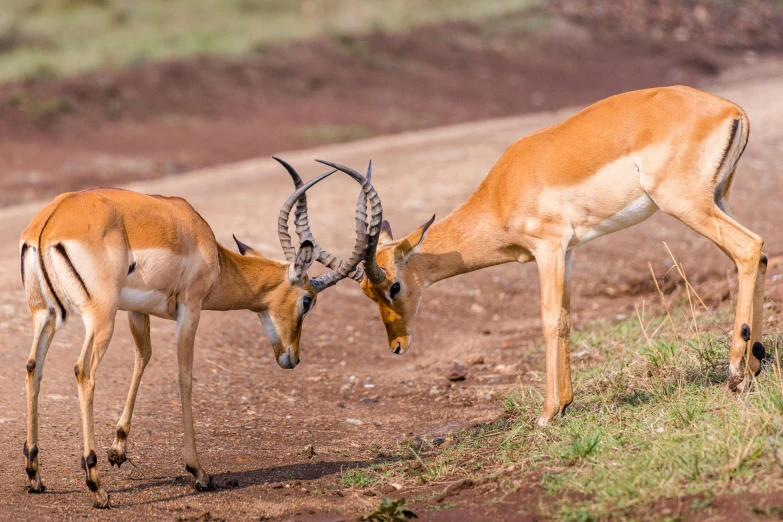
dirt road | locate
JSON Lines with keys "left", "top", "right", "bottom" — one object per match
{"left": 2, "top": 72, "right": 783, "bottom": 520}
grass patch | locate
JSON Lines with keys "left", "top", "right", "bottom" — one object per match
{"left": 0, "top": 0, "right": 541, "bottom": 81}
{"left": 299, "top": 124, "right": 373, "bottom": 146}
{"left": 340, "top": 467, "right": 381, "bottom": 488}
{"left": 348, "top": 257, "right": 783, "bottom": 519}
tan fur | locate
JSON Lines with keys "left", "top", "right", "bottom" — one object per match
{"left": 361, "top": 86, "right": 764, "bottom": 426}
{"left": 20, "top": 188, "right": 316, "bottom": 506}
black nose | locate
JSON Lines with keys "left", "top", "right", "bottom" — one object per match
{"left": 394, "top": 343, "right": 402, "bottom": 355}
{"left": 295, "top": 356, "right": 301, "bottom": 365}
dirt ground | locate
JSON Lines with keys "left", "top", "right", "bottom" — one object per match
{"left": 2, "top": 64, "right": 783, "bottom": 520}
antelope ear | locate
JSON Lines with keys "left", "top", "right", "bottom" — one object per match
{"left": 233, "top": 234, "right": 257, "bottom": 256}
{"left": 398, "top": 215, "right": 435, "bottom": 256}
{"left": 379, "top": 220, "right": 394, "bottom": 245}
{"left": 290, "top": 240, "right": 314, "bottom": 281}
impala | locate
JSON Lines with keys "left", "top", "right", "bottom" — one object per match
{"left": 19, "top": 158, "right": 381, "bottom": 508}
{"left": 333, "top": 86, "right": 767, "bottom": 427}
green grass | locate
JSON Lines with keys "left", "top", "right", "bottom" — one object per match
{"left": 350, "top": 291, "right": 783, "bottom": 519}
{"left": 0, "top": 0, "right": 540, "bottom": 82}
{"left": 340, "top": 466, "right": 382, "bottom": 488}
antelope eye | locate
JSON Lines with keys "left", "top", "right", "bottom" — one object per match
{"left": 302, "top": 296, "right": 313, "bottom": 314}
{"left": 390, "top": 282, "right": 401, "bottom": 298}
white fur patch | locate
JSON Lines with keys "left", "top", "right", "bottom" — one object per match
{"left": 119, "top": 288, "right": 172, "bottom": 318}
{"left": 530, "top": 149, "right": 663, "bottom": 248}
{"left": 578, "top": 193, "right": 658, "bottom": 245}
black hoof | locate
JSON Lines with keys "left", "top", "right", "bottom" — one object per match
{"left": 740, "top": 324, "right": 751, "bottom": 342}
{"left": 27, "top": 484, "right": 46, "bottom": 494}
{"left": 107, "top": 448, "right": 126, "bottom": 468}
{"left": 194, "top": 476, "right": 215, "bottom": 492}
{"left": 93, "top": 493, "right": 111, "bottom": 509}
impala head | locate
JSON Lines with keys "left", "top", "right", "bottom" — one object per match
{"left": 231, "top": 234, "right": 317, "bottom": 369}
{"left": 262, "top": 157, "right": 384, "bottom": 368}
{"left": 359, "top": 216, "right": 435, "bottom": 355}
{"left": 312, "top": 160, "right": 435, "bottom": 356}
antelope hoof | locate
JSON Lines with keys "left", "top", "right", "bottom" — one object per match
{"left": 27, "top": 481, "right": 46, "bottom": 494}
{"left": 186, "top": 465, "right": 214, "bottom": 492}
{"left": 24, "top": 442, "right": 43, "bottom": 492}
{"left": 193, "top": 475, "right": 215, "bottom": 492}
{"left": 535, "top": 407, "right": 562, "bottom": 428}
{"left": 730, "top": 378, "right": 749, "bottom": 394}
{"left": 92, "top": 489, "right": 111, "bottom": 509}
{"left": 107, "top": 448, "right": 126, "bottom": 468}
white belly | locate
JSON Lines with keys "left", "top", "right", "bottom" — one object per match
{"left": 576, "top": 193, "right": 658, "bottom": 246}
{"left": 119, "top": 288, "right": 174, "bottom": 319}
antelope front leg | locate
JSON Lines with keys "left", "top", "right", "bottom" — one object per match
{"left": 747, "top": 253, "right": 768, "bottom": 379}
{"left": 109, "top": 312, "right": 152, "bottom": 468}
{"left": 176, "top": 302, "right": 212, "bottom": 491}
{"left": 534, "top": 242, "right": 568, "bottom": 427}
{"left": 558, "top": 250, "right": 574, "bottom": 412}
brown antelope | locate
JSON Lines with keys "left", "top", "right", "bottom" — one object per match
{"left": 19, "top": 158, "right": 382, "bottom": 508}
{"left": 332, "top": 86, "right": 767, "bottom": 427}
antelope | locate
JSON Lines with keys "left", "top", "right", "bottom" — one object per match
{"left": 335, "top": 86, "right": 767, "bottom": 427}
{"left": 19, "top": 158, "right": 382, "bottom": 508}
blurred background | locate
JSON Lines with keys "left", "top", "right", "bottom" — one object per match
{"left": 1, "top": 0, "right": 783, "bottom": 206}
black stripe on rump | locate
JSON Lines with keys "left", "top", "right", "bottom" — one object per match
{"left": 20, "top": 244, "right": 28, "bottom": 284}
{"left": 38, "top": 214, "right": 66, "bottom": 321}
{"left": 54, "top": 243, "right": 91, "bottom": 299}
{"left": 716, "top": 119, "right": 739, "bottom": 182}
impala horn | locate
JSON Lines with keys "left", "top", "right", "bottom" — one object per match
{"left": 315, "top": 159, "right": 386, "bottom": 284}
{"left": 277, "top": 159, "right": 383, "bottom": 292}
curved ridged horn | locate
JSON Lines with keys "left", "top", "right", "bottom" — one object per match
{"left": 273, "top": 157, "right": 343, "bottom": 269}
{"left": 306, "top": 159, "right": 383, "bottom": 292}
{"left": 278, "top": 170, "right": 338, "bottom": 263}
{"left": 315, "top": 159, "right": 386, "bottom": 284}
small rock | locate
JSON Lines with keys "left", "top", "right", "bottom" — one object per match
{"left": 380, "top": 484, "right": 399, "bottom": 494}
{"left": 468, "top": 355, "right": 484, "bottom": 366}
{"left": 448, "top": 362, "right": 468, "bottom": 382}
{"left": 303, "top": 444, "right": 315, "bottom": 458}
{"left": 470, "top": 303, "right": 485, "bottom": 314}
{"left": 345, "top": 418, "right": 364, "bottom": 425}
{"left": 501, "top": 342, "right": 511, "bottom": 349}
